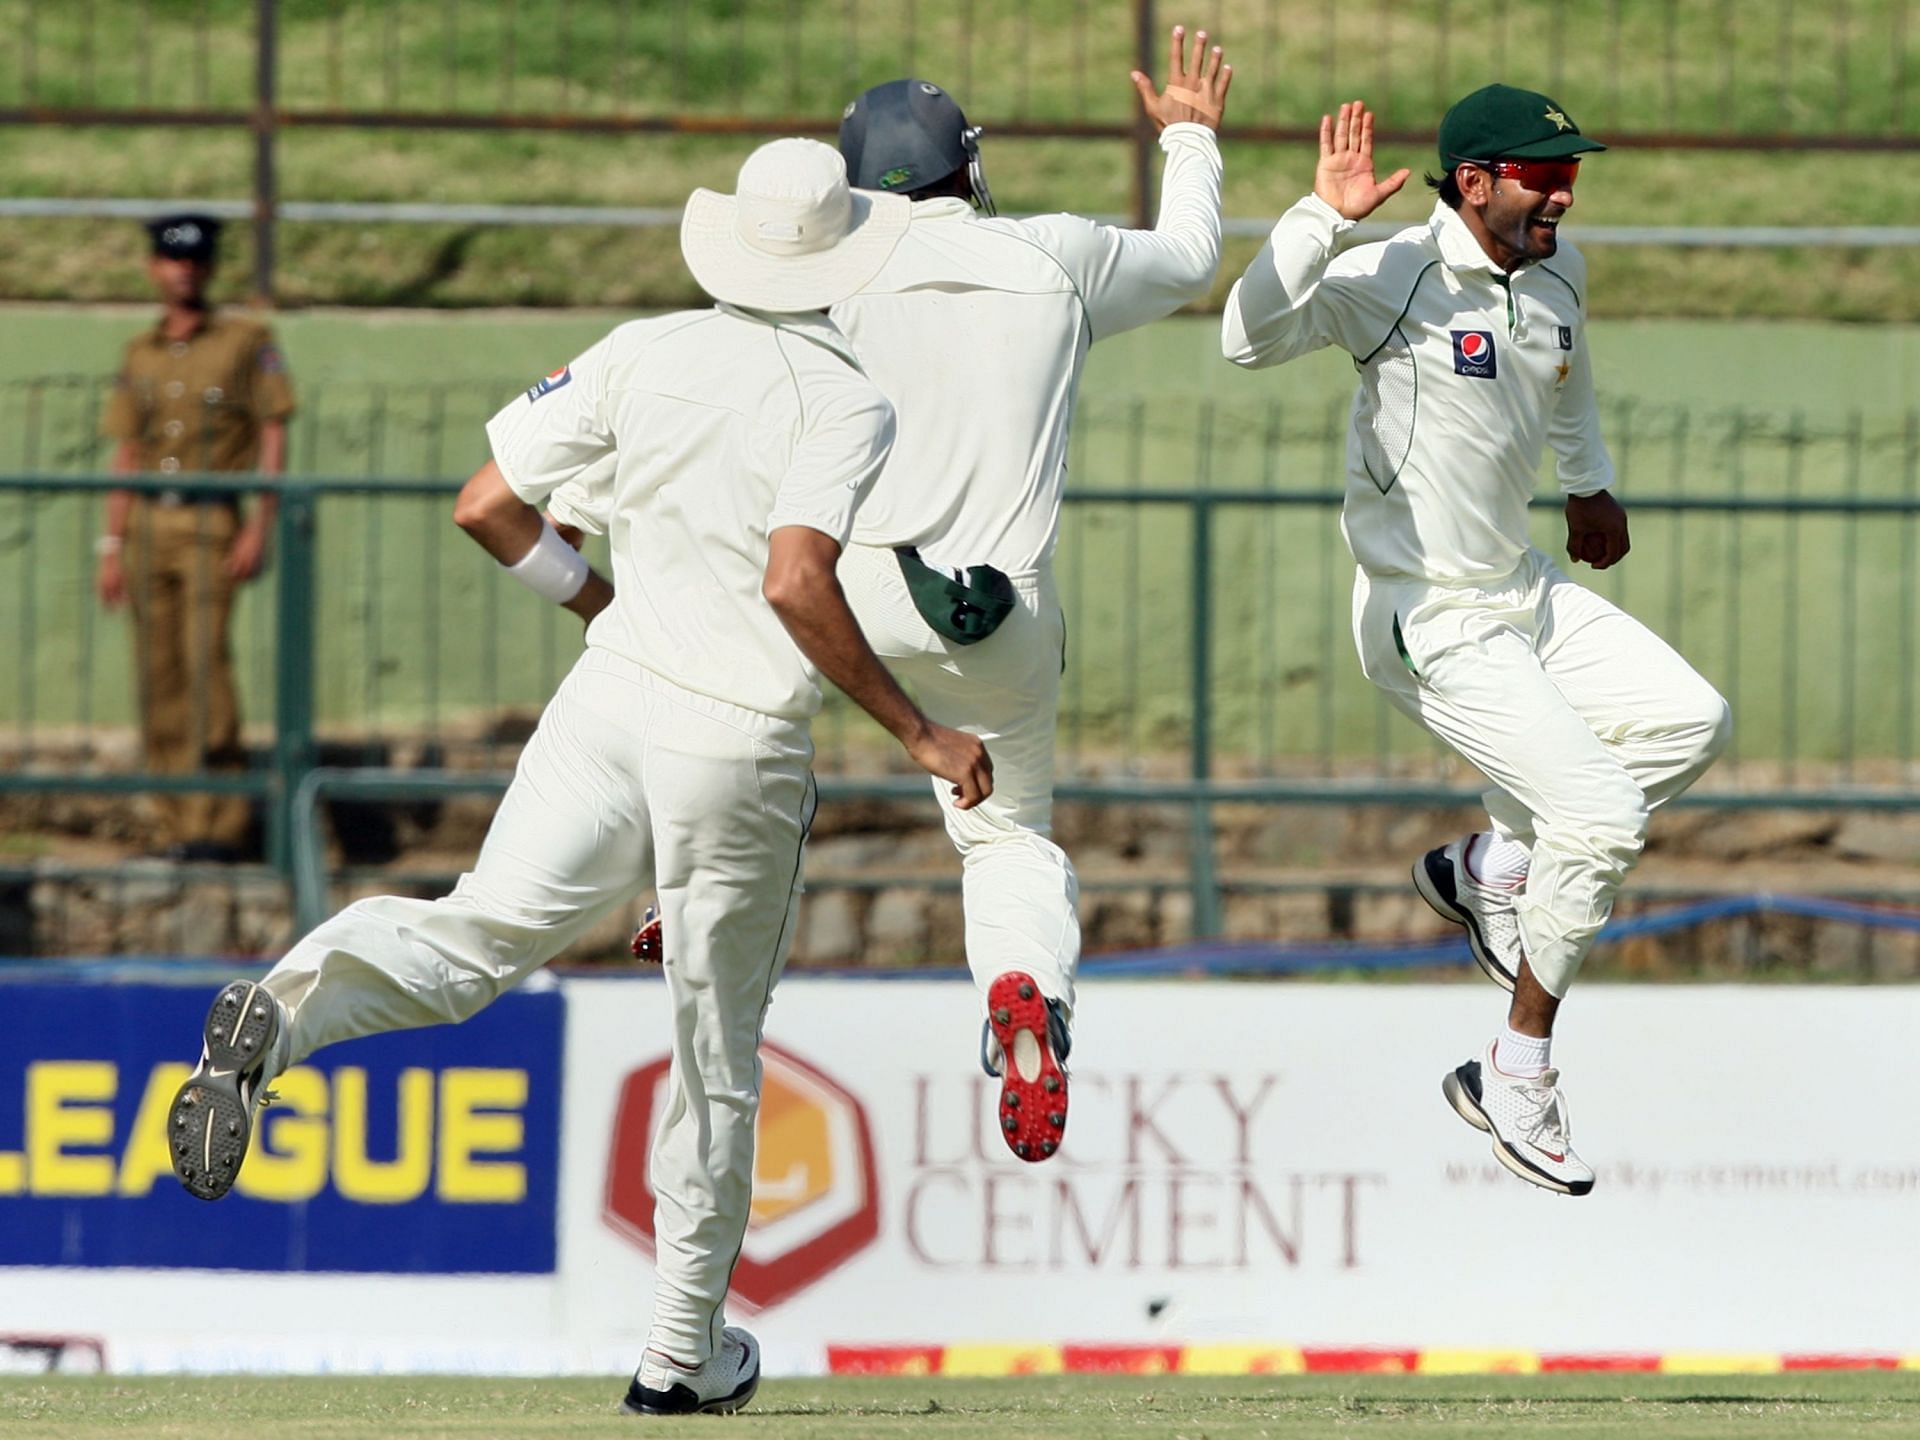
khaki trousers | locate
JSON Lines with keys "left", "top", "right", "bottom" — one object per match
{"left": 262, "top": 649, "right": 817, "bottom": 1365}
{"left": 1354, "top": 549, "right": 1731, "bottom": 997}
{"left": 124, "top": 500, "right": 249, "bottom": 848}
{"left": 837, "top": 543, "right": 1079, "bottom": 1015}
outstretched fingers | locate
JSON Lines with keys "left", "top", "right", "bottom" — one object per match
{"left": 1137, "top": 22, "right": 1230, "bottom": 128}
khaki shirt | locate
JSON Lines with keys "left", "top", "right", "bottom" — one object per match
{"left": 101, "top": 311, "right": 296, "bottom": 478}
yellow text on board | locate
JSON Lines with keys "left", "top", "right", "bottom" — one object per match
{"left": 0, "top": 1062, "right": 529, "bottom": 1204}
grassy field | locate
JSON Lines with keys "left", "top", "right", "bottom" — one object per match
{"left": 0, "top": 0, "right": 1916, "bottom": 317}
{"left": 3, "top": 311, "right": 1918, "bottom": 769}
{"left": 7, "top": 1373, "right": 1920, "bottom": 1439}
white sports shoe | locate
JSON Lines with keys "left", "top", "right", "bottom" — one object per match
{"left": 622, "top": 1327, "right": 761, "bottom": 1416}
{"left": 1442, "top": 1042, "right": 1595, "bottom": 1197}
{"left": 1413, "top": 835, "right": 1524, "bottom": 991}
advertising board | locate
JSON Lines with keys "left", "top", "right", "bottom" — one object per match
{"left": 5, "top": 975, "right": 1916, "bottom": 1371}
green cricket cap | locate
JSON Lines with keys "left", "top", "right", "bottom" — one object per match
{"left": 1437, "top": 83, "right": 1606, "bottom": 172}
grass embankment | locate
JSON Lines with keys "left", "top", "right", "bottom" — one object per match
{"left": 0, "top": 0, "right": 1914, "bottom": 317}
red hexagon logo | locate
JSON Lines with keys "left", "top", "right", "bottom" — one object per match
{"left": 603, "top": 1040, "right": 880, "bottom": 1310}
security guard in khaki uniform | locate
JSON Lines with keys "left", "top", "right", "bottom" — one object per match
{"left": 96, "top": 214, "right": 295, "bottom": 860}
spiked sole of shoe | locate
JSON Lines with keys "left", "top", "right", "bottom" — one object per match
{"left": 1441, "top": 1067, "right": 1593, "bottom": 1198}
{"left": 168, "top": 980, "right": 275, "bottom": 1202}
{"left": 987, "top": 971, "right": 1067, "bottom": 1164}
{"left": 1412, "top": 854, "right": 1518, "bottom": 993}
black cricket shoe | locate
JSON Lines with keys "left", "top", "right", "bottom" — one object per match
{"left": 168, "top": 980, "right": 282, "bottom": 1201}
{"left": 622, "top": 1327, "right": 761, "bottom": 1415}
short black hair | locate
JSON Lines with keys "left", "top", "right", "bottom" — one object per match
{"left": 905, "top": 164, "right": 972, "bottom": 204}
{"left": 1424, "top": 168, "right": 1464, "bottom": 210}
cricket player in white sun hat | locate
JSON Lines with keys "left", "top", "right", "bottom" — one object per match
{"left": 164, "top": 138, "right": 990, "bottom": 1417}
{"left": 1222, "top": 87, "right": 1730, "bottom": 1197}
{"left": 824, "top": 24, "right": 1230, "bottom": 1163}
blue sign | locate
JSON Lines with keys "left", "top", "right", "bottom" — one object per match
{"left": 0, "top": 979, "right": 563, "bottom": 1274}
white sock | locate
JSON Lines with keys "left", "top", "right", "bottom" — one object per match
{"left": 1494, "top": 1026, "right": 1551, "bottom": 1078}
{"left": 1465, "top": 832, "right": 1530, "bottom": 891}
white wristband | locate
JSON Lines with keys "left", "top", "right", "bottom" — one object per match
{"left": 504, "top": 522, "right": 590, "bottom": 604}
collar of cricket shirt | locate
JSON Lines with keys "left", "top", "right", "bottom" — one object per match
{"left": 1428, "top": 200, "right": 1513, "bottom": 281}
{"left": 910, "top": 197, "right": 976, "bottom": 222}
{"left": 715, "top": 300, "right": 860, "bottom": 366}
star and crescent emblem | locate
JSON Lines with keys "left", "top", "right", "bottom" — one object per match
{"left": 1544, "top": 106, "right": 1572, "bottom": 131}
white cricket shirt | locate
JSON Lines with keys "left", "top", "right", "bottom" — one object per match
{"left": 1222, "top": 195, "right": 1613, "bottom": 584}
{"left": 829, "top": 123, "right": 1222, "bottom": 574}
{"left": 487, "top": 305, "right": 894, "bottom": 721}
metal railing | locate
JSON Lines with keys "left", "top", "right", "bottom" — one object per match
{"left": 5, "top": 392, "right": 1919, "bottom": 934}
{"left": 3, "top": 0, "right": 1915, "bottom": 300}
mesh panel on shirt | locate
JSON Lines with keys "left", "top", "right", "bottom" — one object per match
{"left": 1357, "top": 324, "right": 1417, "bottom": 495}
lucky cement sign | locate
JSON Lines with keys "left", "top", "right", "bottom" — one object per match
{"left": 2, "top": 974, "right": 1915, "bottom": 1371}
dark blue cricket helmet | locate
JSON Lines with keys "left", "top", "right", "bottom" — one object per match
{"left": 838, "top": 78, "right": 995, "bottom": 215}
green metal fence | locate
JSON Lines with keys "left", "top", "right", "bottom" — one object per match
{"left": 4, "top": 387, "right": 1919, "bottom": 938}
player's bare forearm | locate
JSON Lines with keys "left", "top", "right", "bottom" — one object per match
{"left": 453, "top": 461, "right": 545, "bottom": 563}
{"left": 454, "top": 459, "right": 611, "bottom": 615}
{"left": 763, "top": 528, "right": 924, "bottom": 742}
{"left": 565, "top": 573, "right": 614, "bottom": 625}
{"left": 764, "top": 527, "right": 993, "bottom": 808}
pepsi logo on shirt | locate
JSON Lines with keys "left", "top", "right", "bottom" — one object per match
{"left": 526, "top": 365, "right": 572, "bottom": 403}
{"left": 1452, "top": 331, "right": 1497, "bottom": 379}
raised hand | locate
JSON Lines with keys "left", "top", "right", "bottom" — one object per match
{"left": 1130, "top": 24, "right": 1233, "bottom": 133}
{"left": 1314, "top": 100, "right": 1410, "bottom": 221}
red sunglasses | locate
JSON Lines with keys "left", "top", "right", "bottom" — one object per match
{"left": 1467, "top": 157, "right": 1581, "bottom": 194}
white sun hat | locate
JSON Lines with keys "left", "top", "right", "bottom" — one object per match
{"left": 681, "top": 137, "right": 910, "bottom": 312}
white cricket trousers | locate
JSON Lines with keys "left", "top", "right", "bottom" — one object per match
{"left": 260, "top": 647, "right": 816, "bottom": 1365}
{"left": 1354, "top": 548, "right": 1731, "bottom": 997}
{"left": 838, "top": 543, "right": 1079, "bottom": 1014}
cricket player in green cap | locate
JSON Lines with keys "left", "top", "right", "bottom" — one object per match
{"left": 1222, "top": 86, "right": 1730, "bottom": 1197}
